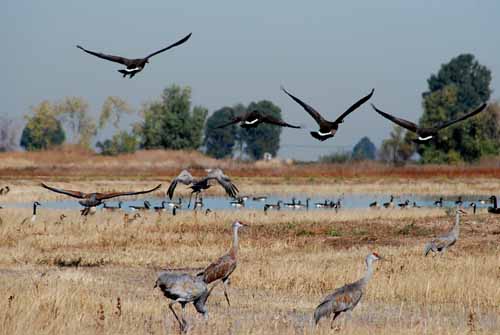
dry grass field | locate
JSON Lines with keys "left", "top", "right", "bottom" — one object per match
{"left": 0, "top": 207, "right": 499, "bottom": 334}
{"left": 1, "top": 150, "right": 500, "bottom": 334}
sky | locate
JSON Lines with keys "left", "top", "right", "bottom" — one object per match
{"left": 3, "top": 1, "right": 500, "bottom": 160}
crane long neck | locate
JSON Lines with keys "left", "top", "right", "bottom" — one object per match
{"left": 358, "top": 258, "right": 374, "bottom": 288}
{"left": 453, "top": 212, "right": 461, "bottom": 234}
{"left": 231, "top": 226, "right": 239, "bottom": 256}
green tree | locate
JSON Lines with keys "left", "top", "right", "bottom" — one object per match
{"left": 96, "top": 131, "right": 138, "bottom": 156}
{"left": 56, "top": 97, "right": 96, "bottom": 148}
{"left": 204, "top": 106, "right": 238, "bottom": 159}
{"left": 99, "top": 96, "right": 133, "bottom": 130}
{"left": 352, "top": 136, "right": 376, "bottom": 160}
{"left": 240, "top": 100, "right": 283, "bottom": 160}
{"left": 135, "top": 85, "right": 207, "bottom": 150}
{"left": 419, "top": 54, "right": 495, "bottom": 162}
{"left": 379, "top": 126, "right": 415, "bottom": 165}
{"left": 20, "top": 101, "right": 66, "bottom": 150}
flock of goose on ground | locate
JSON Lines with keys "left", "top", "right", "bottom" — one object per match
{"left": 7, "top": 32, "right": 496, "bottom": 332}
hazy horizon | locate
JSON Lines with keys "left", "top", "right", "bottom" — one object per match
{"left": 3, "top": 1, "right": 500, "bottom": 160}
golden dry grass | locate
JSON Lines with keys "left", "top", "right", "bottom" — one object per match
{"left": 0, "top": 205, "right": 499, "bottom": 334}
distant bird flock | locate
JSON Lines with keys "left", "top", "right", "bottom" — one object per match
{"left": 4, "top": 31, "right": 497, "bottom": 333}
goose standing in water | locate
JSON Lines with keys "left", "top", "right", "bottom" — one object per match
{"left": 281, "top": 86, "right": 374, "bottom": 141}
{"left": 434, "top": 197, "right": 444, "bottom": 207}
{"left": 129, "top": 200, "right": 151, "bottom": 211}
{"left": 469, "top": 202, "right": 477, "bottom": 215}
{"left": 372, "top": 103, "right": 487, "bottom": 143}
{"left": 31, "top": 201, "right": 41, "bottom": 222}
{"left": 488, "top": 196, "right": 500, "bottom": 214}
{"left": 167, "top": 197, "right": 182, "bottom": 209}
{"left": 154, "top": 201, "right": 168, "bottom": 213}
{"left": 369, "top": 201, "right": 379, "bottom": 209}
{"left": 264, "top": 201, "right": 282, "bottom": 213}
{"left": 230, "top": 197, "right": 245, "bottom": 208}
{"left": 76, "top": 33, "right": 192, "bottom": 78}
{"left": 398, "top": 200, "right": 410, "bottom": 209}
{"left": 455, "top": 196, "right": 463, "bottom": 207}
{"left": 252, "top": 196, "right": 267, "bottom": 201}
{"left": 424, "top": 208, "right": 466, "bottom": 256}
{"left": 383, "top": 195, "right": 394, "bottom": 208}
{"left": 103, "top": 201, "right": 122, "bottom": 212}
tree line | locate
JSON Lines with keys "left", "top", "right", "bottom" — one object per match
{"left": 7, "top": 53, "right": 500, "bottom": 163}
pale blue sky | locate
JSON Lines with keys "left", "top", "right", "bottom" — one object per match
{"left": 3, "top": 1, "right": 500, "bottom": 160}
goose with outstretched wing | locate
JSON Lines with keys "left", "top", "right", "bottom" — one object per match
{"left": 76, "top": 33, "right": 192, "bottom": 78}
{"left": 281, "top": 87, "right": 374, "bottom": 141}
{"left": 372, "top": 103, "right": 487, "bottom": 144}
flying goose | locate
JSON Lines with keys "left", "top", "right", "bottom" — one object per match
{"left": 281, "top": 87, "right": 374, "bottom": 141}
{"left": 41, "top": 183, "right": 161, "bottom": 215}
{"left": 167, "top": 169, "right": 238, "bottom": 208}
{"left": 215, "top": 110, "right": 300, "bottom": 129}
{"left": 372, "top": 103, "right": 487, "bottom": 143}
{"left": 76, "top": 33, "right": 192, "bottom": 78}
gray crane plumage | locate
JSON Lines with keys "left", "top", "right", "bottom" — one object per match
{"left": 154, "top": 271, "right": 218, "bottom": 333}
{"left": 424, "top": 208, "right": 466, "bottom": 256}
{"left": 314, "top": 253, "right": 382, "bottom": 327}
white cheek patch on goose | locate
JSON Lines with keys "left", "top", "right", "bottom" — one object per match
{"left": 418, "top": 135, "right": 433, "bottom": 141}
{"left": 317, "top": 130, "right": 333, "bottom": 136}
{"left": 123, "top": 67, "right": 141, "bottom": 73}
{"left": 244, "top": 119, "right": 259, "bottom": 125}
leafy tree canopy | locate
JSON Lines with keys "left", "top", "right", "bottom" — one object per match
{"left": 20, "top": 101, "right": 66, "bottom": 151}
{"left": 135, "top": 85, "right": 207, "bottom": 150}
{"left": 204, "top": 106, "right": 238, "bottom": 159}
{"left": 418, "top": 54, "right": 495, "bottom": 163}
{"left": 96, "top": 131, "right": 138, "bottom": 156}
{"left": 352, "top": 136, "right": 376, "bottom": 160}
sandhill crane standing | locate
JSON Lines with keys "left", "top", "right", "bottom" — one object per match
{"left": 197, "top": 221, "right": 248, "bottom": 306}
{"left": 424, "top": 208, "right": 466, "bottom": 256}
{"left": 314, "top": 253, "right": 383, "bottom": 327}
{"left": 167, "top": 169, "right": 238, "bottom": 208}
{"left": 154, "top": 271, "right": 218, "bottom": 333}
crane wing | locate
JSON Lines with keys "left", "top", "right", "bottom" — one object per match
{"left": 95, "top": 184, "right": 161, "bottom": 200}
{"left": 372, "top": 104, "right": 419, "bottom": 132}
{"left": 205, "top": 168, "right": 239, "bottom": 198}
{"left": 333, "top": 89, "right": 374, "bottom": 124}
{"left": 281, "top": 86, "right": 326, "bottom": 125}
{"left": 167, "top": 170, "right": 194, "bottom": 199}
{"left": 145, "top": 33, "right": 192, "bottom": 59}
{"left": 437, "top": 103, "right": 487, "bottom": 130}
{"left": 76, "top": 45, "right": 129, "bottom": 65}
{"left": 198, "top": 254, "right": 236, "bottom": 283}
{"left": 41, "top": 183, "right": 86, "bottom": 199}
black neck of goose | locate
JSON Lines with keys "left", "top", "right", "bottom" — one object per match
{"left": 33, "top": 203, "right": 38, "bottom": 215}
{"left": 493, "top": 197, "right": 498, "bottom": 209}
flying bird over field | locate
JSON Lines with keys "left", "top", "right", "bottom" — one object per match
{"left": 76, "top": 32, "right": 192, "bottom": 78}
{"left": 372, "top": 103, "right": 487, "bottom": 144}
{"left": 215, "top": 110, "right": 300, "bottom": 129}
{"left": 281, "top": 87, "right": 374, "bottom": 141}
{"left": 41, "top": 183, "right": 161, "bottom": 214}
{"left": 167, "top": 169, "right": 238, "bottom": 208}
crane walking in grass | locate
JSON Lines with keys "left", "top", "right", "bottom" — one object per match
{"left": 424, "top": 208, "right": 466, "bottom": 256}
{"left": 154, "top": 271, "right": 218, "bottom": 333}
{"left": 314, "top": 252, "right": 383, "bottom": 328}
{"left": 197, "top": 221, "right": 248, "bottom": 306}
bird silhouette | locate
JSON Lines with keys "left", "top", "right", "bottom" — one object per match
{"left": 76, "top": 33, "right": 192, "bottom": 78}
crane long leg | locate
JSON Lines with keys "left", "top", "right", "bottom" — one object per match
{"left": 222, "top": 278, "right": 231, "bottom": 306}
{"left": 168, "top": 302, "right": 184, "bottom": 332}
{"left": 330, "top": 312, "right": 341, "bottom": 329}
{"left": 180, "top": 304, "right": 188, "bottom": 333}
